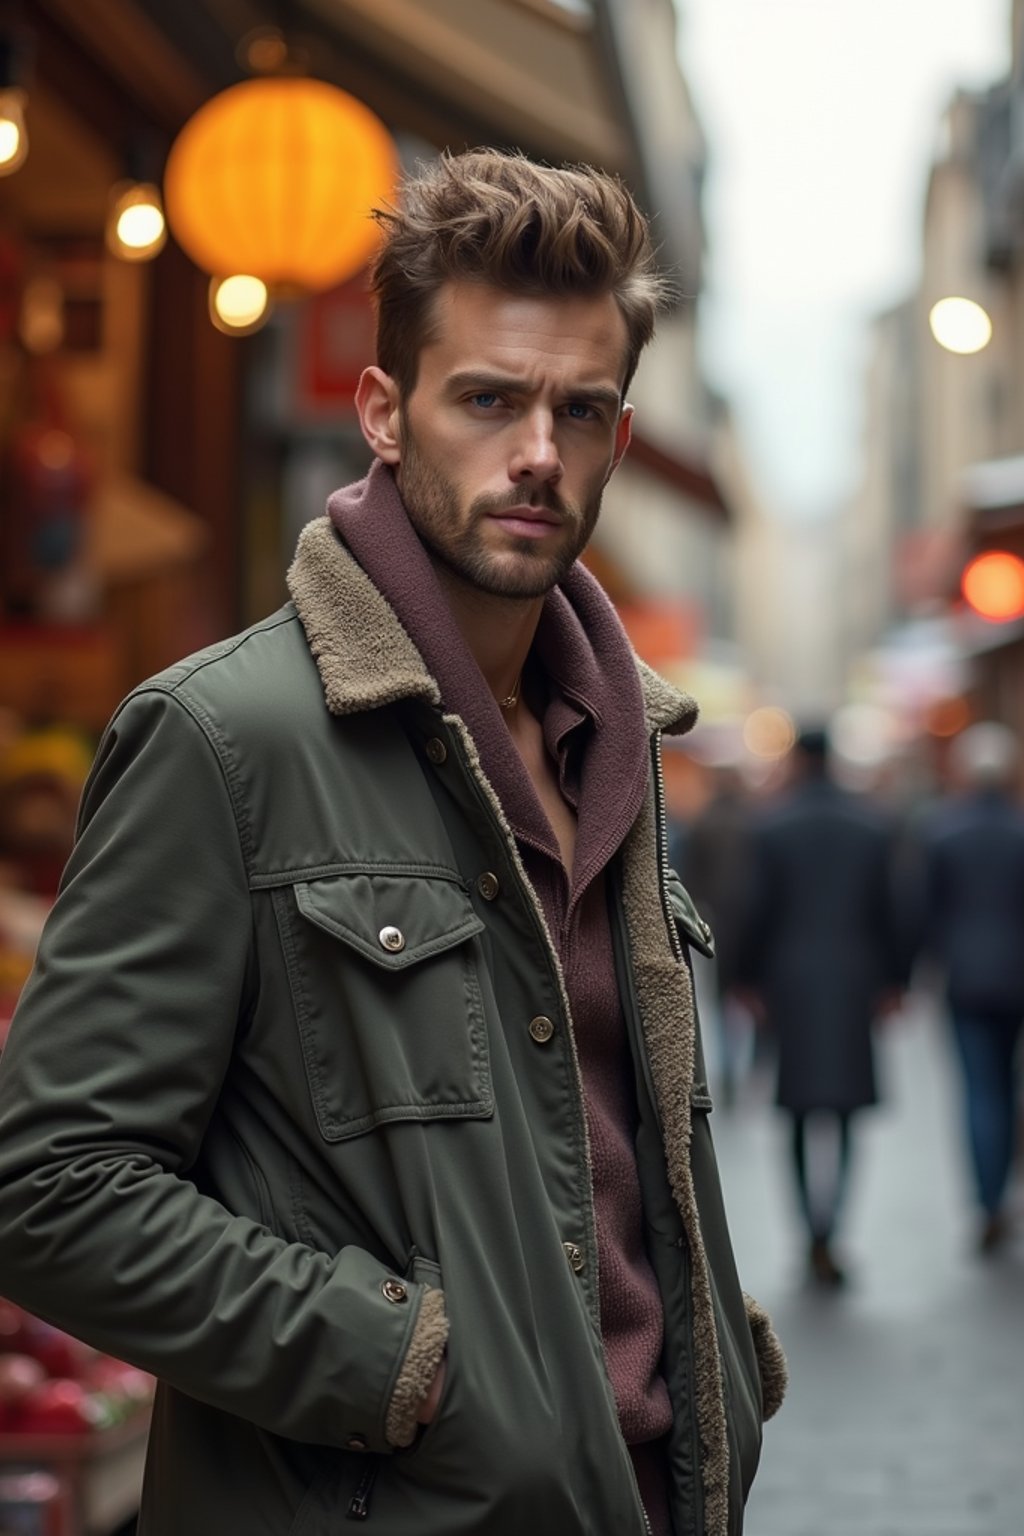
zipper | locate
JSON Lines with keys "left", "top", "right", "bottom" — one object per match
{"left": 651, "top": 732, "right": 685, "bottom": 966}
{"left": 635, "top": 1471, "right": 654, "bottom": 1536}
{"left": 346, "top": 1457, "right": 379, "bottom": 1521}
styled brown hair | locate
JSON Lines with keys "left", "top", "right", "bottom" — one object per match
{"left": 369, "top": 148, "right": 671, "bottom": 399}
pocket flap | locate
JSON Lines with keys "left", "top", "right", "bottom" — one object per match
{"left": 295, "top": 872, "right": 484, "bottom": 969}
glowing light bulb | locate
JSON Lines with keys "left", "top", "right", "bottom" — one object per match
{"left": 0, "top": 89, "right": 28, "bottom": 175}
{"left": 929, "top": 296, "right": 992, "bottom": 355}
{"left": 106, "top": 182, "right": 167, "bottom": 261}
{"left": 209, "top": 275, "right": 270, "bottom": 335}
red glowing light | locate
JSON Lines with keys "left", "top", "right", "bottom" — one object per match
{"left": 961, "top": 551, "right": 1024, "bottom": 622}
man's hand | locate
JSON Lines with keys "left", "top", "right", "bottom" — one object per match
{"left": 417, "top": 1356, "right": 446, "bottom": 1425}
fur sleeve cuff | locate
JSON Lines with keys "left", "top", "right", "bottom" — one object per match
{"left": 743, "top": 1292, "right": 788, "bottom": 1420}
{"left": 385, "top": 1286, "right": 450, "bottom": 1448}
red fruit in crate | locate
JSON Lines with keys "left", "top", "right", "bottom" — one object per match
{"left": 0, "top": 1298, "right": 28, "bottom": 1350}
{"left": 20, "top": 1318, "right": 92, "bottom": 1380}
{"left": 0, "top": 1352, "right": 46, "bottom": 1404}
{"left": 16, "top": 1376, "right": 106, "bottom": 1435}
{"left": 87, "top": 1356, "right": 154, "bottom": 1401}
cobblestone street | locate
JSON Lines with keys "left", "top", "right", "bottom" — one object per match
{"left": 709, "top": 988, "right": 1024, "bottom": 1536}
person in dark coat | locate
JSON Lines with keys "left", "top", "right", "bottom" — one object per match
{"left": 916, "top": 722, "right": 1024, "bottom": 1254}
{"left": 741, "top": 727, "right": 904, "bottom": 1286}
{"left": 679, "top": 765, "right": 756, "bottom": 1105}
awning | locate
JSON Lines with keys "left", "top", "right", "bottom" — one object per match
{"left": 626, "top": 431, "right": 730, "bottom": 521}
{"left": 961, "top": 452, "right": 1024, "bottom": 535}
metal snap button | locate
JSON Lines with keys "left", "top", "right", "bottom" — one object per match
{"left": 345, "top": 1435, "right": 368, "bottom": 1452}
{"left": 381, "top": 1278, "right": 408, "bottom": 1304}
{"left": 529, "top": 1015, "right": 555, "bottom": 1045}
{"left": 476, "top": 871, "right": 500, "bottom": 901}
{"left": 379, "top": 926, "right": 406, "bottom": 953}
{"left": 425, "top": 738, "right": 448, "bottom": 765}
{"left": 562, "top": 1241, "right": 585, "bottom": 1275}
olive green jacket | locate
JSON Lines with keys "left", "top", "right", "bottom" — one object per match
{"left": 0, "top": 518, "right": 785, "bottom": 1536}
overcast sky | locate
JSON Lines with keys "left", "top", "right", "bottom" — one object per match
{"left": 677, "top": 0, "right": 1012, "bottom": 521}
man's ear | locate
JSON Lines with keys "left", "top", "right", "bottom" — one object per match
{"left": 355, "top": 367, "right": 402, "bottom": 463}
{"left": 609, "top": 403, "right": 633, "bottom": 477}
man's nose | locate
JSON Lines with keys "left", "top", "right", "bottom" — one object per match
{"left": 510, "top": 409, "right": 562, "bottom": 483}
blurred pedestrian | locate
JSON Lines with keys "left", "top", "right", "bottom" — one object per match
{"left": 679, "top": 764, "right": 756, "bottom": 1105}
{"left": 0, "top": 150, "right": 784, "bottom": 1536}
{"left": 740, "top": 727, "right": 905, "bottom": 1286}
{"left": 914, "top": 721, "right": 1024, "bottom": 1255}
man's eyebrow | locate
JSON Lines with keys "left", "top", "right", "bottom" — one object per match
{"left": 444, "top": 371, "right": 622, "bottom": 409}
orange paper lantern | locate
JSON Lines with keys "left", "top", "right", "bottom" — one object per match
{"left": 164, "top": 76, "right": 398, "bottom": 291}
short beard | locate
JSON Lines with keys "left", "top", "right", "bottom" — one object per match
{"left": 396, "top": 424, "right": 602, "bottom": 600}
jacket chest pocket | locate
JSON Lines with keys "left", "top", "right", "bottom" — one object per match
{"left": 274, "top": 870, "right": 493, "bottom": 1141}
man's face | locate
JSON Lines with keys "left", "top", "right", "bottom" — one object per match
{"left": 391, "top": 281, "right": 632, "bottom": 599}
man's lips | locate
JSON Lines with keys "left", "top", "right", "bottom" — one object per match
{"left": 486, "top": 506, "right": 562, "bottom": 540}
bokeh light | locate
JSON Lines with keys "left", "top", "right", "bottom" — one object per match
{"left": 0, "top": 90, "right": 28, "bottom": 176}
{"left": 929, "top": 296, "right": 992, "bottom": 355}
{"left": 209, "top": 275, "right": 270, "bottom": 335}
{"left": 961, "top": 550, "right": 1024, "bottom": 622}
{"left": 743, "top": 706, "right": 796, "bottom": 760}
{"left": 107, "top": 183, "right": 167, "bottom": 261}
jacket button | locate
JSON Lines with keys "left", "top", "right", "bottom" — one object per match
{"left": 381, "top": 1278, "right": 409, "bottom": 1304}
{"left": 563, "top": 1241, "right": 585, "bottom": 1275}
{"left": 345, "top": 1435, "right": 368, "bottom": 1452}
{"left": 529, "top": 1015, "right": 555, "bottom": 1044}
{"left": 476, "top": 871, "right": 500, "bottom": 901}
{"left": 379, "top": 926, "right": 406, "bottom": 953}
{"left": 425, "top": 738, "right": 448, "bottom": 765}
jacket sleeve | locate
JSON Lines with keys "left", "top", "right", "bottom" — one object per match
{"left": 0, "top": 687, "right": 445, "bottom": 1455}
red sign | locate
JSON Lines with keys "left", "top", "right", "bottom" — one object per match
{"left": 295, "top": 277, "right": 375, "bottom": 414}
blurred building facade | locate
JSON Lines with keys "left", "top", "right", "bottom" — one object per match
{"left": 840, "top": 0, "right": 1024, "bottom": 744}
{"left": 2, "top": 0, "right": 752, "bottom": 742}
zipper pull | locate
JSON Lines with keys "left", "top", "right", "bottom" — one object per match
{"left": 346, "top": 1457, "right": 380, "bottom": 1521}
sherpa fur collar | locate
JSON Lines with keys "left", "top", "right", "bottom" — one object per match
{"left": 287, "top": 515, "right": 698, "bottom": 735}
{"left": 286, "top": 514, "right": 783, "bottom": 1536}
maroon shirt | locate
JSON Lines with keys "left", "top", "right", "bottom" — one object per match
{"left": 330, "top": 464, "right": 674, "bottom": 1532}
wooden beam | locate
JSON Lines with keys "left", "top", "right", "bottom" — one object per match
{"left": 36, "top": 0, "right": 208, "bottom": 128}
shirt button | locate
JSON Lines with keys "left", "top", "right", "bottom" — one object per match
{"left": 345, "top": 1435, "right": 368, "bottom": 1452}
{"left": 563, "top": 1241, "right": 586, "bottom": 1275}
{"left": 381, "top": 1278, "right": 409, "bottom": 1304}
{"left": 425, "top": 738, "right": 448, "bottom": 765}
{"left": 529, "top": 1015, "right": 555, "bottom": 1044}
{"left": 379, "top": 926, "right": 406, "bottom": 954}
{"left": 476, "top": 871, "right": 500, "bottom": 901}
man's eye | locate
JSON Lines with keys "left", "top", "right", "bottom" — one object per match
{"left": 469, "top": 393, "right": 500, "bottom": 408}
{"left": 565, "top": 402, "right": 597, "bottom": 420}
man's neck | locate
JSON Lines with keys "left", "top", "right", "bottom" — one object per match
{"left": 430, "top": 558, "right": 544, "bottom": 707}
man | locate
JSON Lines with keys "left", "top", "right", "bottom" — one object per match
{"left": 739, "top": 728, "right": 904, "bottom": 1287}
{"left": 0, "top": 149, "right": 784, "bottom": 1536}
{"left": 915, "top": 721, "right": 1024, "bottom": 1254}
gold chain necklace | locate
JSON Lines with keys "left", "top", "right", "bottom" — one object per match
{"left": 500, "top": 673, "right": 522, "bottom": 710}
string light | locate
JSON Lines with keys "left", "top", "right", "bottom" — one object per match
{"left": 106, "top": 181, "right": 167, "bottom": 262}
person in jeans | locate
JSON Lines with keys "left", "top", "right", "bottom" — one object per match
{"left": 917, "top": 721, "right": 1024, "bottom": 1254}
{"left": 0, "top": 150, "right": 784, "bottom": 1535}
